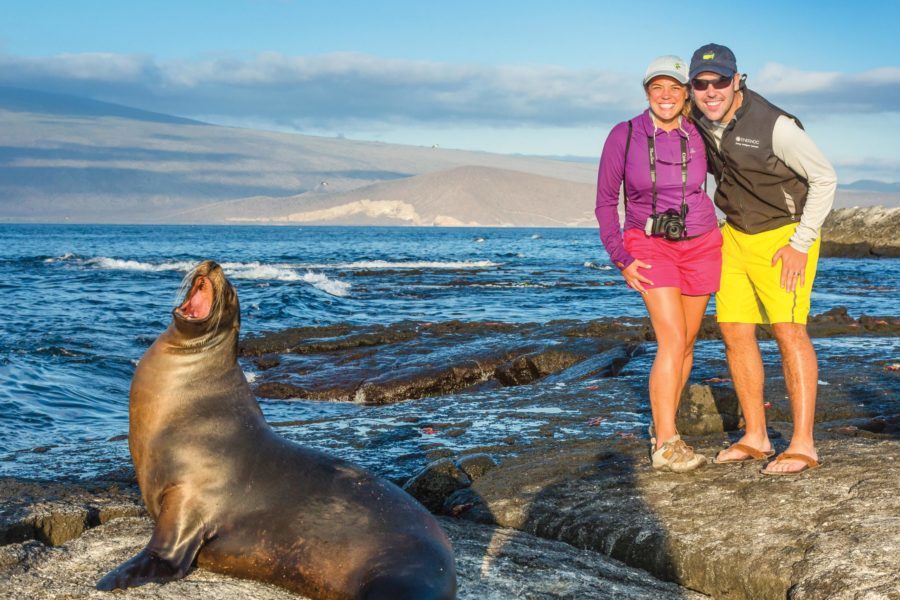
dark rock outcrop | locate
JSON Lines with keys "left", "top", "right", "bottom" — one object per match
{"left": 493, "top": 349, "right": 583, "bottom": 386}
{"left": 820, "top": 206, "right": 900, "bottom": 257}
{"left": 455, "top": 454, "right": 498, "bottom": 482}
{"left": 244, "top": 321, "right": 635, "bottom": 404}
{"left": 239, "top": 309, "right": 897, "bottom": 405}
{"left": 402, "top": 458, "right": 472, "bottom": 512}
{"left": 676, "top": 383, "right": 742, "bottom": 435}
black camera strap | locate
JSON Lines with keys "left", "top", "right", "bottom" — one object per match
{"left": 647, "top": 134, "right": 689, "bottom": 222}
{"left": 621, "top": 120, "right": 633, "bottom": 210}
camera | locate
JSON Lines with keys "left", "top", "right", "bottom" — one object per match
{"left": 644, "top": 209, "right": 687, "bottom": 241}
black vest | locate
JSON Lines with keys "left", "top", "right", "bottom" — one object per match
{"left": 694, "top": 87, "right": 809, "bottom": 234}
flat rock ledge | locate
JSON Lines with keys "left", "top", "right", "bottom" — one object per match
{"left": 0, "top": 507, "right": 703, "bottom": 599}
{"left": 448, "top": 435, "right": 900, "bottom": 600}
{"left": 4, "top": 433, "right": 897, "bottom": 598}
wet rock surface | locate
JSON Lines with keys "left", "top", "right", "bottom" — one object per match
{"left": 244, "top": 320, "right": 637, "bottom": 405}
{"left": 240, "top": 310, "right": 899, "bottom": 404}
{"left": 402, "top": 458, "right": 472, "bottom": 512}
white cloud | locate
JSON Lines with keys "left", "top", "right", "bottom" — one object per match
{"left": 1, "top": 52, "right": 155, "bottom": 82}
{"left": 852, "top": 66, "right": 900, "bottom": 84}
{"left": 755, "top": 63, "right": 839, "bottom": 94}
{"left": 0, "top": 51, "right": 638, "bottom": 128}
{"left": 0, "top": 52, "right": 896, "bottom": 133}
{"left": 754, "top": 62, "right": 900, "bottom": 114}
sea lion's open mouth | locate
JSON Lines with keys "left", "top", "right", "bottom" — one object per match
{"left": 175, "top": 275, "right": 214, "bottom": 321}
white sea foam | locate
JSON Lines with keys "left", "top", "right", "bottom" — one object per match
{"left": 478, "top": 282, "right": 548, "bottom": 288}
{"left": 44, "top": 252, "right": 76, "bottom": 263}
{"left": 221, "top": 264, "right": 351, "bottom": 297}
{"left": 300, "top": 271, "right": 351, "bottom": 297}
{"left": 83, "top": 258, "right": 351, "bottom": 297}
{"left": 295, "top": 260, "right": 499, "bottom": 270}
{"left": 583, "top": 261, "right": 612, "bottom": 271}
{"left": 85, "top": 257, "right": 196, "bottom": 272}
{"left": 89, "top": 257, "right": 497, "bottom": 273}
{"left": 225, "top": 263, "right": 305, "bottom": 282}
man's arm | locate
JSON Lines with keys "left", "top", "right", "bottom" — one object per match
{"left": 772, "top": 115, "right": 837, "bottom": 252}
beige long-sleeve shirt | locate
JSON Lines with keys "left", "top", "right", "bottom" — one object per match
{"left": 704, "top": 114, "right": 837, "bottom": 252}
{"left": 772, "top": 116, "right": 837, "bottom": 252}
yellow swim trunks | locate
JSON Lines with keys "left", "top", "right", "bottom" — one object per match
{"left": 717, "top": 222, "right": 820, "bottom": 325}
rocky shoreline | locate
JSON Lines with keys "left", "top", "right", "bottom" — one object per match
{"left": 0, "top": 476, "right": 706, "bottom": 599}
{"left": 239, "top": 307, "right": 898, "bottom": 406}
{"left": 3, "top": 428, "right": 897, "bottom": 598}
{"left": 2, "top": 308, "right": 898, "bottom": 598}
{"left": 820, "top": 206, "right": 900, "bottom": 258}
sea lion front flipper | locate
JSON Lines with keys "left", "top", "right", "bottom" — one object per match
{"left": 96, "top": 487, "right": 208, "bottom": 591}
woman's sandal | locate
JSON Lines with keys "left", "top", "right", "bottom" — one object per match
{"left": 712, "top": 443, "right": 775, "bottom": 464}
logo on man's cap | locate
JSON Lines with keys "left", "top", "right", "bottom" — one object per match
{"left": 690, "top": 44, "right": 737, "bottom": 79}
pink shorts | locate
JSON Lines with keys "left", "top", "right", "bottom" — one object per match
{"left": 623, "top": 227, "right": 723, "bottom": 296}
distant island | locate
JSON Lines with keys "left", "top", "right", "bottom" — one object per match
{"left": 1, "top": 86, "right": 898, "bottom": 232}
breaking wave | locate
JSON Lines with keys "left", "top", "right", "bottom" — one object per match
{"left": 584, "top": 261, "right": 613, "bottom": 271}
{"left": 66, "top": 257, "right": 351, "bottom": 297}
{"left": 302, "top": 260, "right": 500, "bottom": 270}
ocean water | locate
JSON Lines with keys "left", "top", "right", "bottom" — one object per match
{"left": 1, "top": 224, "right": 897, "bottom": 480}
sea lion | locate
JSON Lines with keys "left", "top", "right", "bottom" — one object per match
{"left": 97, "top": 260, "right": 456, "bottom": 599}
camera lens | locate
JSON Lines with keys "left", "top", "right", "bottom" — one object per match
{"left": 664, "top": 220, "right": 684, "bottom": 240}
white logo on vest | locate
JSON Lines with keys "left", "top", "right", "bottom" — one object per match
{"left": 734, "top": 135, "right": 760, "bottom": 149}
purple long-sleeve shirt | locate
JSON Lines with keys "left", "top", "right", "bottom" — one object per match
{"left": 595, "top": 110, "right": 717, "bottom": 270}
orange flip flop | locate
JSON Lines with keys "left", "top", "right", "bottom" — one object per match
{"left": 713, "top": 443, "right": 775, "bottom": 464}
{"left": 760, "top": 452, "right": 821, "bottom": 475}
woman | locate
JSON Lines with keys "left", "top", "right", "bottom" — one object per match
{"left": 594, "top": 55, "right": 722, "bottom": 472}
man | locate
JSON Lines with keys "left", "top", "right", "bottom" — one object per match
{"left": 688, "top": 43, "right": 836, "bottom": 474}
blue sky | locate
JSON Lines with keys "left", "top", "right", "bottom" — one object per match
{"left": 1, "top": 0, "right": 898, "bottom": 182}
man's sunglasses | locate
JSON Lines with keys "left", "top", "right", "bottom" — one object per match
{"left": 691, "top": 75, "right": 733, "bottom": 91}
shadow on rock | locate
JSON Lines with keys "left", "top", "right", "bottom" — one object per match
{"left": 404, "top": 444, "right": 702, "bottom": 597}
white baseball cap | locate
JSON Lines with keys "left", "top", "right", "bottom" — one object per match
{"left": 643, "top": 55, "right": 689, "bottom": 87}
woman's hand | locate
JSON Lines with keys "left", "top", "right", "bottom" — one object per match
{"left": 622, "top": 259, "right": 653, "bottom": 294}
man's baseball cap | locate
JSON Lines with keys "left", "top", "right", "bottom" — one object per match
{"left": 689, "top": 43, "right": 738, "bottom": 79}
{"left": 643, "top": 55, "right": 689, "bottom": 87}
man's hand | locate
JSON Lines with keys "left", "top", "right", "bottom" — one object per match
{"left": 621, "top": 259, "right": 653, "bottom": 294}
{"left": 772, "top": 245, "right": 808, "bottom": 292}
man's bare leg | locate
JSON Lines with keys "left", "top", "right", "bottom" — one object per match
{"left": 763, "top": 323, "right": 818, "bottom": 473}
{"left": 716, "top": 322, "right": 773, "bottom": 461}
